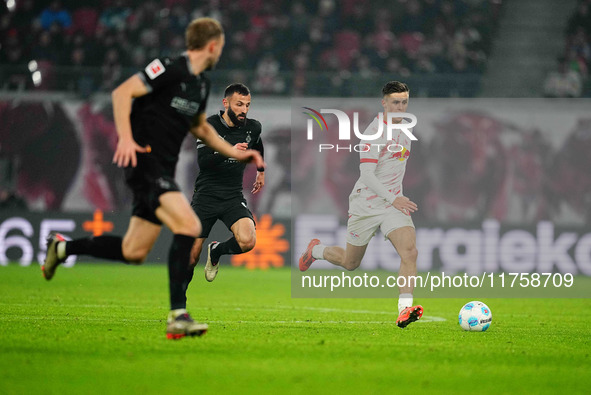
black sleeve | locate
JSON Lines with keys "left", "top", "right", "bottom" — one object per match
{"left": 196, "top": 139, "right": 226, "bottom": 168}
{"left": 252, "top": 123, "right": 265, "bottom": 172}
{"left": 138, "top": 57, "right": 185, "bottom": 92}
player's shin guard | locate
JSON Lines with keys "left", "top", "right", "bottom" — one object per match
{"left": 210, "top": 237, "right": 242, "bottom": 262}
{"left": 168, "top": 234, "right": 195, "bottom": 310}
{"left": 65, "top": 236, "right": 125, "bottom": 261}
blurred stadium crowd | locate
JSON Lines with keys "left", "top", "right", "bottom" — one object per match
{"left": 1, "top": 0, "right": 502, "bottom": 96}
{"left": 544, "top": 0, "right": 591, "bottom": 97}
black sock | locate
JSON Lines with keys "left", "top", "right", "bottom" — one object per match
{"left": 65, "top": 236, "right": 125, "bottom": 261}
{"left": 186, "top": 264, "right": 195, "bottom": 286}
{"left": 168, "top": 234, "right": 195, "bottom": 310}
{"left": 184, "top": 244, "right": 201, "bottom": 288}
{"left": 210, "top": 237, "right": 242, "bottom": 263}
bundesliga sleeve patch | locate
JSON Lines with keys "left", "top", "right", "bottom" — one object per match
{"left": 145, "top": 59, "right": 165, "bottom": 80}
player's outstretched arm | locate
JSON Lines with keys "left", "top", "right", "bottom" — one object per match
{"left": 251, "top": 131, "right": 265, "bottom": 194}
{"left": 191, "top": 114, "right": 265, "bottom": 169}
{"left": 111, "top": 74, "right": 150, "bottom": 168}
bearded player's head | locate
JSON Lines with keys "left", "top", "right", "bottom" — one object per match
{"left": 185, "top": 18, "right": 225, "bottom": 71}
{"left": 382, "top": 81, "right": 409, "bottom": 124}
{"left": 223, "top": 83, "right": 251, "bottom": 127}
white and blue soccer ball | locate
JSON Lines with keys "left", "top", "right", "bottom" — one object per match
{"left": 458, "top": 301, "right": 492, "bottom": 332}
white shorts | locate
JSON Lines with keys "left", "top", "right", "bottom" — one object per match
{"left": 346, "top": 207, "right": 415, "bottom": 246}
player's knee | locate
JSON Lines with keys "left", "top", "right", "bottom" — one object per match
{"left": 176, "top": 218, "right": 201, "bottom": 238}
{"left": 122, "top": 246, "right": 149, "bottom": 264}
{"left": 400, "top": 246, "right": 418, "bottom": 263}
{"left": 237, "top": 234, "right": 256, "bottom": 252}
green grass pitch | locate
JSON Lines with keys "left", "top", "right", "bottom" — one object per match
{"left": 0, "top": 264, "right": 590, "bottom": 394}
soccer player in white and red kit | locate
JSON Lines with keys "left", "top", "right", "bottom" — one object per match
{"left": 299, "top": 81, "right": 423, "bottom": 328}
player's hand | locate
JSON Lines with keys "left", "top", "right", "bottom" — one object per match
{"left": 392, "top": 196, "right": 418, "bottom": 216}
{"left": 113, "top": 137, "right": 149, "bottom": 168}
{"left": 252, "top": 171, "right": 265, "bottom": 194}
{"left": 234, "top": 142, "right": 248, "bottom": 151}
{"left": 235, "top": 149, "right": 265, "bottom": 169}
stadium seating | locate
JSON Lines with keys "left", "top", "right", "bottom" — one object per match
{"left": 0, "top": 0, "right": 504, "bottom": 96}
{"left": 71, "top": 8, "right": 99, "bottom": 37}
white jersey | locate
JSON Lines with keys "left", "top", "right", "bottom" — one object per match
{"left": 349, "top": 116, "right": 412, "bottom": 215}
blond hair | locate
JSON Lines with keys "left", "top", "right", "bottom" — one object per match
{"left": 185, "top": 18, "right": 224, "bottom": 50}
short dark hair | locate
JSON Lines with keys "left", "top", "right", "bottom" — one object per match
{"left": 382, "top": 81, "right": 409, "bottom": 96}
{"left": 224, "top": 83, "right": 250, "bottom": 98}
{"left": 185, "top": 18, "right": 224, "bottom": 50}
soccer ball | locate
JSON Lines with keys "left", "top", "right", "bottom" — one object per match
{"left": 458, "top": 301, "right": 492, "bottom": 332}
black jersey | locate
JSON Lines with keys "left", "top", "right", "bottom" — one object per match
{"left": 131, "top": 54, "right": 210, "bottom": 175}
{"left": 193, "top": 111, "right": 264, "bottom": 200}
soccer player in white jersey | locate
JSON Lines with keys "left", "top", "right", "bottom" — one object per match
{"left": 299, "top": 81, "right": 423, "bottom": 328}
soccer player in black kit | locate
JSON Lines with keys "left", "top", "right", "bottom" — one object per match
{"left": 189, "top": 83, "right": 264, "bottom": 282}
{"left": 41, "top": 18, "right": 264, "bottom": 339}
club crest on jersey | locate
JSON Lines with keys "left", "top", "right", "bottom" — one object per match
{"left": 246, "top": 131, "right": 252, "bottom": 143}
{"left": 145, "top": 59, "right": 165, "bottom": 80}
{"left": 394, "top": 146, "right": 411, "bottom": 161}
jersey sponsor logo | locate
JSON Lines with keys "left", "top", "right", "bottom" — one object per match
{"left": 200, "top": 82, "right": 207, "bottom": 99}
{"left": 145, "top": 59, "right": 165, "bottom": 80}
{"left": 170, "top": 97, "right": 200, "bottom": 116}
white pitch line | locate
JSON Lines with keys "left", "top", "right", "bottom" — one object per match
{"left": 275, "top": 305, "right": 399, "bottom": 315}
{"left": 211, "top": 316, "right": 446, "bottom": 324}
{"left": 0, "top": 302, "right": 151, "bottom": 309}
{"left": 0, "top": 316, "right": 445, "bottom": 324}
{"left": 0, "top": 316, "right": 161, "bottom": 322}
{"left": 0, "top": 303, "right": 447, "bottom": 322}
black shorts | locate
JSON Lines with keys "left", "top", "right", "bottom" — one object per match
{"left": 125, "top": 155, "right": 180, "bottom": 225}
{"left": 191, "top": 194, "right": 255, "bottom": 238}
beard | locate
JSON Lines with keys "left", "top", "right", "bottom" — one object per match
{"left": 228, "top": 106, "right": 247, "bottom": 126}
